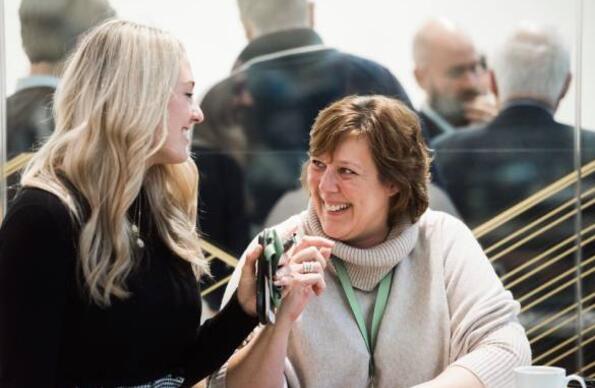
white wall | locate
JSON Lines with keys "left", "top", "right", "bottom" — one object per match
{"left": 4, "top": 0, "right": 594, "bottom": 128}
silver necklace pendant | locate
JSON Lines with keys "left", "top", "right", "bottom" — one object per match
{"left": 131, "top": 223, "right": 143, "bottom": 249}
{"left": 136, "top": 237, "right": 145, "bottom": 249}
{"left": 132, "top": 192, "right": 144, "bottom": 250}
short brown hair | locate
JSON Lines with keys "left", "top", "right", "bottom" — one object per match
{"left": 303, "top": 95, "right": 430, "bottom": 224}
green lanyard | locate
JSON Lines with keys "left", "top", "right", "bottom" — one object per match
{"left": 332, "top": 256, "right": 394, "bottom": 385}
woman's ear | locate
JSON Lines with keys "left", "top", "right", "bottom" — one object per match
{"left": 386, "top": 182, "right": 400, "bottom": 197}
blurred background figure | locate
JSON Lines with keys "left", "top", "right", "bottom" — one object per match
{"left": 433, "top": 22, "right": 595, "bottom": 372}
{"left": 192, "top": 0, "right": 412, "bottom": 309}
{"left": 6, "top": 0, "right": 115, "bottom": 161}
{"left": 433, "top": 21, "right": 595, "bottom": 228}
{"left": 413, "top": 18, "right": 497, "bottom": 141}
{"left": 5, "top": 0, "right": 115, "bottom": 204}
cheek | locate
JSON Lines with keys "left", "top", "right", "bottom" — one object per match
{"left": 307, "top": 170, "right": 320, "bottom": 192}
{"left": 168, "top": 99, "right": 189, "bottom": 124}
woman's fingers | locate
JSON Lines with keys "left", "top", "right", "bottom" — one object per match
{"left": 282, "top": 245, "right": 327, "bottom": 271}
{"left": 271, "top": 235, "right": 333, "bottom": 323}
{"left": 278, "top": 235, "right": 334, "bottom": 267}
{"left": 243, "top": 244, "right": 263, "bottom": 277}
{"left": 274, "top": 272, "right": 326, "bottom": 294}
{"left": 275, "top": 260, "right": 324, "bottom": 278}
{"left": 235, "top": 244, "right": 263, "bottom": 317}
{"left": 292, "top": 236, "right": 334, "bottom": 255}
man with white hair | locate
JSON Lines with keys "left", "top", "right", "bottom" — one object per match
{"left": 192, "top": 0, "right": 413, "bottom": 309}
{"left": 413, "top": 18, "right": 496, "bottom": 141}
{"left": 433, "top": 22, "right": 595, "bottom": 227}
{"left": 432, "top": 23, "right": 595, "bottom": 371}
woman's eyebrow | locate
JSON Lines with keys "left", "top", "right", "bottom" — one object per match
{"left": 336, "top": 160, "right": 363, "bottom": 169}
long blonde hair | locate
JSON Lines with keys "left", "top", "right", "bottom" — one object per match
{"left": 21, "top": 19, "right": 208, "bottom": 306}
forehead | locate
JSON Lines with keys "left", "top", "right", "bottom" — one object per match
{"left": 178, "top": 58, "right": 194, "bottom": 84}
{"left": 429, "top": 37, "right": 478, "bottom": 68}
{"left": 321, "top": 134, "right": 374, "bottom": 163}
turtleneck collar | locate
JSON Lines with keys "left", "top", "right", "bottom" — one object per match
{"left": 300, "top": 205, "right": 419, "bottom": 291}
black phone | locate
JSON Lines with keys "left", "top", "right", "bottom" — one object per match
{"left": 255, "top": 229, "right": 295, "bottom": 324}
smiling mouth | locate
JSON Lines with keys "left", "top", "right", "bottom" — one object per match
{"left": 324, "top": 202, "right": 352, "bottom": 212}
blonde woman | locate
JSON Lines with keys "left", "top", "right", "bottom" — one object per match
{"left": 0, "top": 20, "right": 331, "bottom": 387}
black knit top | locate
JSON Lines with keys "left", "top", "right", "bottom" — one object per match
{"left": 0, "top": 187, "right": 257, "bottom": 387}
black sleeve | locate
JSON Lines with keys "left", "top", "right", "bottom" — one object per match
{"left": 0, "top": 203, "right": 72, "bottom": 387}
{"left": 182, "top": 291, "right": 258, "bottom": 385}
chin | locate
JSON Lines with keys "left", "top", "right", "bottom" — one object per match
{"left": 170, "top": 155, "right": 189, "bottom": 164}
{"left": 320, "top": 223, "right": 346, "bottom": 241}
{"left": 166, "top": 148, "right": 190, "bottom": 164}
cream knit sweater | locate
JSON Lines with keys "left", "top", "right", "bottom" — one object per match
{"left": 210, "top": 208, "right": 531, "bottom": 388}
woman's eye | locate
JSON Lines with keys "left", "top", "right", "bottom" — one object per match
{"left": 311, "top": 160, "right": 325, "bottom": 169}
{"left": 185, "top": 93, "right": 194, "bottom": 99}
{"left": 340, "top": 168, "right": 356, "bottom": 175}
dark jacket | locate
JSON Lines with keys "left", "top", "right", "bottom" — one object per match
{"left": 433, "top": 103, "right": 595, "bottom": 228}
{"left": 432, "top": 103, "right": 595, "bottom": 369}
{"left": 0, "top": 188, "right": 257, "bottom": 387}
{"left": 6, "top": 85, "right": 55, "bottom": 160}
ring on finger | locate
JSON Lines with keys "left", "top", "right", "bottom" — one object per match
{"left": 302, "top": 261, "right": 315, "bottom": 274}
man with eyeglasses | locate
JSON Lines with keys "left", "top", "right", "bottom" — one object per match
{"left": 413, "top": 18, "right": 496, "bottom": 142}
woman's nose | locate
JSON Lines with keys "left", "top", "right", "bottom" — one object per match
{"left": 191, "top": 104, "right": 204, "bottom": 124}
{"left": 319, "top": 169, "right": 339, "bottom": 193}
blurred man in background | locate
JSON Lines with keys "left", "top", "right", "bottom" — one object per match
{"left": 432, "top": 23, "right": 595, "bottom": 370}
{"left": 7, "top": 0, "right": 115, "bottom": 161}
{"left": 433, "top": 22, "right": 595, "bottom": 227}
{"left": 413, "top": 18, "right": 496, "bottom": 141}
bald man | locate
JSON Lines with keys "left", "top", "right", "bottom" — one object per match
{"left": 413, "top": 18, "right": 496, "bottom": 141}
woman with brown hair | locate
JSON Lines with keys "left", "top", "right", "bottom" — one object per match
{"left": 210, "top": 95, "right": 530, "bottom": 388}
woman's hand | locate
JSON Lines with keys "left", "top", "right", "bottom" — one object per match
{"left": 236, "top": 243, "right": 263, "bottom": 317}
{"left": 236, "top": 235, "right": 334, "bottom": 320}
{"left": 273, "top": 236, "right": 334, "bottom": 323}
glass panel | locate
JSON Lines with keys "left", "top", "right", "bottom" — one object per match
{"left": 1, "top": 0, "right": 592, "bottom": 379}
{"left": 579, "top": 0, "right": 595, "bottom": 378}
{"left": 0, "top": 0, "right": 7, "bottom": 217}
{"left": 428, "top": 1, "right": 582, "bottom": 373}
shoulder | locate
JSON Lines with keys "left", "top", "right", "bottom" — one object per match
{"left": 580, "top": 127, "right": 595, "bottom": 145}
{"left": 418, "top": 208, "right": 465, "bottom": 229}
{"left": 7, "top": 87, "right": 54, "bottom": 110}
{"left": 332, "top": 51, "right": 386, "bottom": 73}
{"left": 329, "top": 51, "right": 396, "bottom": 80}
{"left": 432, "top": 126, "right": 488, "bottom": 150}
{"left": 416, "top": 209, "right": 473, "bottom": 245}
{"left": 3, "top": 187, "right": 74, "bottom": 233}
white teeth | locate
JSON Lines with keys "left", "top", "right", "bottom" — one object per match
{"left": 325, "top": 203, "right": 350, "bottom": 212}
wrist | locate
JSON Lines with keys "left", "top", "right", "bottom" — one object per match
{"left": 272, "top": 308, "right": 295, "bottom": 332}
